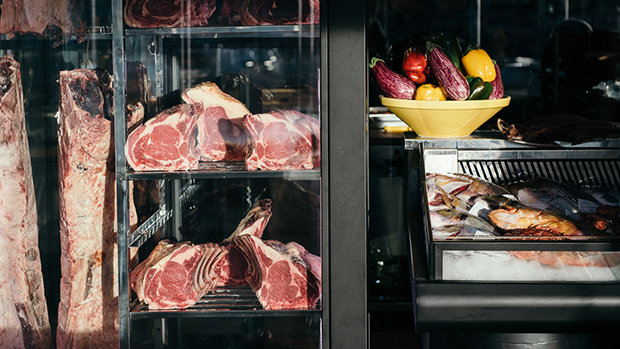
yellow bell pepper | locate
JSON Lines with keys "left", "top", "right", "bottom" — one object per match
{"left": 415, "top": 84, "right": 447, "bottom": 101}
{"left": 461, "top": 49, "right": 496, "bottom": 82}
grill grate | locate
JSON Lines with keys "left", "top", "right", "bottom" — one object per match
{"left": 132, "top": 287, "right": 262, "bottom": 313}
{"left": 459, "top": 159, "right": 620, "bottom": 190}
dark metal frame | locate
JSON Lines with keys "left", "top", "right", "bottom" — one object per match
{"left": 112, "top": 0, "right": 369, "bottom": 347}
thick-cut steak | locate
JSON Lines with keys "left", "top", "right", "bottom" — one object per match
{"left": 0, "top": 55, "right": 51, "bottom": 349}
{"left": 0, "top": 0, "right": 86, "bottom": 40}
{"left": 222, "top": 0, "right": 319, "bottom": 25}
{"left": 57, "top": 69, "right": 137, "bottom": 349}
{"left": 218, "top": 198, "right": 273, "bottom": 287}
{"left": 234, "top": 234, "right": 321, "bottom": 310}
{"left": 130, "top": 240, "right": 227, "bottom": 309}
{"left": 182, "top": 82, "right": 251, "bottom": 162}
{"left": 124, "top": 0, "right": 216, "bottom": 28}
{"left": 125, "top": 104, "right": 200, "bottom": 171}
{"left": 243, "top": 110, "right": 320, "bottom": 171}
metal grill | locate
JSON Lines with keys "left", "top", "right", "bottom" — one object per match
{"left": 459, "top": 159, "right": 620, "bottom": 190}
{"left": 131, "top": 287, "right": 262, "bottom": 314}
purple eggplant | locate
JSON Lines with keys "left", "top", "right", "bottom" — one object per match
{"left": 427, "top": 45, "right": 469, "bottom": 100}
{"left": 489, "top": 63, "right": 504, "bottom": 99}
{"left": 370, "top": 57, "right": 416, "bottom": 100}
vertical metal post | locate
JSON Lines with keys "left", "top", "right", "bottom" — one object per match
{"left": 111, "top": 0, "right": 129, "bottom": 347}
{"left": 326, "top": 0, "right": 368, "bottom": 348}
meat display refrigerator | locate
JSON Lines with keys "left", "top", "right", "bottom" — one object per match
{"left": 0, "top": 0, "right": 368, "bottom": 348}
{"left": 110, "top": 1, "right": 368, "bottom": 348}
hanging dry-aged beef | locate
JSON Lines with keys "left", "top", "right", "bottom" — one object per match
{"left": 57, "top": 69, "right": 137, "bottom": 348}
{"left": 182, "top": 82, "right": 251, "bottom": 162}
{"left": 125, "top": 104, "right": 200, "bottom": 171}
{"left": 0, "top": 56, "right": 51, "bottom": 349}
{"left": 124, "top": 0, "right": 216, "bottom": 28}
{"left": 130, "top": 240, "right": 227, "bottom": 309}
{"left": 233, "top": 234, "right": 321, "bottom": 310}
{"left": 243, "top": 110, "right": 320, "bottom": 171}
{"left": 0, "top": 0, "right": 86, "bottom": 40}
{"left": 222, "top": 0, "right": 319, "bottom": 26}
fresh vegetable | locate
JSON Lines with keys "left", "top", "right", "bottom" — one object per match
{"left": 402, "top": 46, "right": 427, "bottom": 84}
{"left": 370, "top": 57, "right": 416, "bottom": 100}
{"left": 426, "top": 43, "right": 469, "bottom": 100}
{"left": 466, "top": 76, "right": 493, "bottom": 100}
{"left": 461, "top": 48, "right": 496, "bottom": 82}
{"left": 489, "top": 63, "right": 504, "bottom": 99}
{"left": 431, "top": 33, "right": 464, "bottom": 73}
{"left": 415, "top": 84, "right": 447, "bottom": 101}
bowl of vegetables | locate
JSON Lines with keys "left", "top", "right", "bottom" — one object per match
{"left": 370, "top": 34, "right": 510, "bottom": 138}
{"left": 380, "top": 96, "right": 511, "bottom": 138}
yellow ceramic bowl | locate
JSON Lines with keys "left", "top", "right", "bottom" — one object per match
{"left": 380, "top": 96, "right": 511, "bottom": 138}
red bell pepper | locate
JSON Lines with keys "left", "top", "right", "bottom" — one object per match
{"left": 402, "top": 46, "right": 427, "bottom": 84}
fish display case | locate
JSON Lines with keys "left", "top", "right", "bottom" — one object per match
{"left": 404, "top": 131, "right": 620, "bottom": 331}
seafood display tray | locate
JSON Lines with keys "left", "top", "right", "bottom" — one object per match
{"left": 404, "top": 132, "right": 620, "bottom": 331}
{"left": 405, "top": 131, "right": 620, "bottom": 282}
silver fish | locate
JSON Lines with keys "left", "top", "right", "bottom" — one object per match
{"left": 507, "top": 178, "right": 600, "bottom": 219}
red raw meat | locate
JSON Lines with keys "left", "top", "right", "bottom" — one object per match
{"left": 130, "top": 240, "right": 227, "bottom": 309}
{"left": 243, "top": 110, "right": 320, "bottom": 171}
{"left": 0, "top": 55, "right": 51, "bottom": 349}
{"left": 125, "top": 104, "right": 200, "bottom": 171}
{"left": 234, "top": 234, "right": 321, "bottom": 310}
{"left": 182, "top": 82, "right": 251, "bottom": 162}
{"left": 0, "top": 0, "right": 86, "bottom": 40}
{"left": 124, "top": 0, "right": 216, "bottom": 28}
{"left": 222, "top": 0, "right": 319, "bottom": 25}
{"left": 218, "top": 198, "right": 273, "bottom": 286}
{"left": 215, "top": 245, "right": 248, "bottom": 287}
{"left": 57, "top": 68, "right": 138, "bottom": 348}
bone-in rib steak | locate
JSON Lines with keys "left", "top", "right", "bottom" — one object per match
{"left": 0, "top": 0, "right": 86, "bottom": 39}
{"left": 125, "top": 104, "right": 200, "bottom": 171}
{"left": 0, "top": 55, "right": 51, "bottom": 349}
{"left": 221, "top": 0, "right": 320, "bottom": 25}
{"left": 124, "top": 0, "right": 216, "bottom": 28}
{"left": 130, "top": 240, "right": 227, "bottom": 309}
{"left": 243, "top": 110, "right": 320, "bottom": 171}
{"left": 182, "top": 82, "right": 251, "bottom": 162}
{"left": 57, "top": 68, "right": 138, "bottom": 348}
{"left": 233, "top": 234, "right": 321, "bottom": 310}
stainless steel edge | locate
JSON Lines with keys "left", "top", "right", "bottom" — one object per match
{"left": 111, "top": 0, "right": 129, "bottom": 347}
{"left": 125, "top": 24, "right": 320, "bottom": 38}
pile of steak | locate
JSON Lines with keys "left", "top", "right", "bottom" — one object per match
{"left": 57, "top": 68, "right": 138, "bottom": 348}
{"left": 244, "top": 110, "right": 320, "bottom": 171}
{"left": 124, "top": 0, "right": 319, "bottom": 27}
{"left": 0, "top": 0, "right": 86, "bottom": 40}
{"left": 181, "top": 82, "right": 251, "bottom": 162}
{"left": 125, "top": 104, "right": 200, "bottom": 171}
{"left": 221, "top": 0, "right": 320, "bottom": 26}
{"left": 124, "top": 0, "right": 217, "bottom": 28}
{"left": 130, "top": 240, "right": 227, "bottom": 309}
{"left": 125, "top": 80, "right": 321, "bottom": 172}
{"left": 0, "top": 55, "right": 51, "bottom": 349}
{"left": 130, "top": 197, "right": 321, "bottom": 310}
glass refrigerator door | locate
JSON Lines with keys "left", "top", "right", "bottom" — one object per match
{"left": 113, "top": 1, "right": 323, "bottom": 348}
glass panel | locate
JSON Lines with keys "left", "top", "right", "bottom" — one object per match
{"left": 442, "top": 250, "right": 620, "bottom": 281}
{"left": 120, "top": 1, "right": 323, "bottom": 347}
